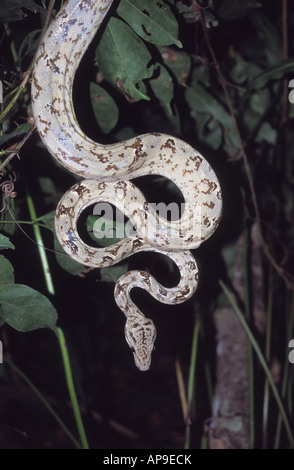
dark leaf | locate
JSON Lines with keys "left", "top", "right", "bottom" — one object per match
{"left": 96, "top": 17, "right": 154, "bottom": 101}
{"left": 0, "top": 284, "right": 57, "bottom": 332}
{"left": 117, "top": 0, "right": 182, "bottom": 47}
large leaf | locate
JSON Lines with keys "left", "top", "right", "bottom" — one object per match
{"left": 90, "top": 82, "right": 119, "bottom": 134}
{"left": 0, "top": 255, "right": 15, "bottom": 283}
{"left": 0, "top": 233, "right": 15, "bottom": 250}
{"left": 117, "top": 0, "right": 182, "bottom": 48}
{"left": 0, "top": 284, "right": 57, "bottom": 331}
{"left": 96, "top": 17, "right": 154, "bottom": 101}
{"left": 0, "top": 256, "right": 15, "bottom": 326}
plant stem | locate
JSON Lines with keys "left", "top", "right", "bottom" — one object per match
{"left": 57, "top": 327, "right": 90, "bottom": 449}
{"left": 175, "top": 357, "right": 188, "bottom": 422}
{"left": 4, "top": 356, "right": 82, "bottom": 449}
{"left": 26, "top": 187, "right": 55, "bottom": 295}
{"left": 184, "top": 311, "right": 201, "bottom": 449}
{"left": 220, "top": 280, "right": 294, "bottom": 448}
{"left": 25, "top": 183, "right": 89, "bottom": 449}
{"left": 3, "top": 23, "right": 22, "bottom": 74}
{"left": 0, "top": 125, "right": 36, "bottom": 173}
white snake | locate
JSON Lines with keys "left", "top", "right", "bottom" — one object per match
{"left": 31, "top": 0, "right": 222, "bottom": 371}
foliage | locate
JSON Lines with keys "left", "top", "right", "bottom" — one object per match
{"left": 0, "top": 0, "right": 293, "bottom": 449}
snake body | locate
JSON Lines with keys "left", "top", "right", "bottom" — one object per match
{"left": 31, "top": 0, "right": 222, "bottom": 371}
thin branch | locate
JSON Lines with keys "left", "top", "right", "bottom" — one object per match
{"left": 0, "top": 125, "right": 36, "bottom": 172}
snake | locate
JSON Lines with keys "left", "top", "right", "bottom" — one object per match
{"left": 31, "top": 0, "right": 222, "bottom": 371}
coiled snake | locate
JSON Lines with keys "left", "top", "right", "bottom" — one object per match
{"left": 31, "top": 0, "right": 222, "bottom": 371}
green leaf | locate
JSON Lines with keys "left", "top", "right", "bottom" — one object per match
{"left": 0, "top": 199, "right": 16, "bottom": 236}
{"left": 0, "top": 255, "right": 15, "bottom": 283}
{"left": 0, "top": 284, "right": 57, "bottom": 332}
{"left": 249, "top": 59, "right": 294, "bottom": 90}
{"left": 38, "top": 210, "right": 55, "bottom": 231}
{"left": 54, "top": 237, "right": 85, "bottom": 275}
{"left": 18, "top": 29, "right": 41, "bottom": 61}
{"left": 100, "top": 264, "right": 129, "bottom": 283}
{"left": 0, "top": 255, "right": 15, "bottom": 327}
{"left": 0, "top": 0, "right": 41, "bottom": 22}
{"left": 87, "top": 213, "right": 134, "bottom": 247}
{"left": 150, "top": 64, "right": 174, "bottom": 116}
{"left": 256, "top": 122, "right": 277, "bottom": 144}
{"left": 0, "top": 233, "right": 15, "bottom": 250}
{"left": 250, "top": 12, "right": 282, "bottom": 65}
{"left": 0, "top": 313, "right": 5, "bottom": 327}
{"left": 0, "top": 123, "right": 33, "bottom": 145}
{"left": 96, "top": 17, "right": 154, "bottom": 101}
{"left": 90, "top": 83, "right": 119, "bottom": 134}
{"left": 216, "top": 0, "right": 261, "bottom": 20}
{"left": 37, "top": 211, "right": 85, "bottom": 275}
{"left": 159, "top": 47, "right": 191, "bottom": 86}
{"left": 186, "top": 80, "right": 241, "bottom": 156}
{"left": 229, "top": 55, "right": 262, "bottom": 84}
{"left": 249, "top": 89, "right": 270, "bottom": 115}
{"left": 117, "top": 0, "right": 182, "bottom": 48}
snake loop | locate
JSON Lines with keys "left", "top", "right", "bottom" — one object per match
{"left": 31, "top": 0, "right": 222, "bottom": 370}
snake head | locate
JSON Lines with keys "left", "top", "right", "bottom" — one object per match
{"left": 124, "top": 316, "right": 157, "bottom": 371}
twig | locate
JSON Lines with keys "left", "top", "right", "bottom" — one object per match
{"left": 0, "top": 125, "right": 36, "bottom": 172}
{"left": 175, "top": 357, "right": 188, "bottom": 422}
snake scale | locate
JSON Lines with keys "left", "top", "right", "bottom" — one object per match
{"left": 31, "top": 0, "right": 222, "bottom": 371}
